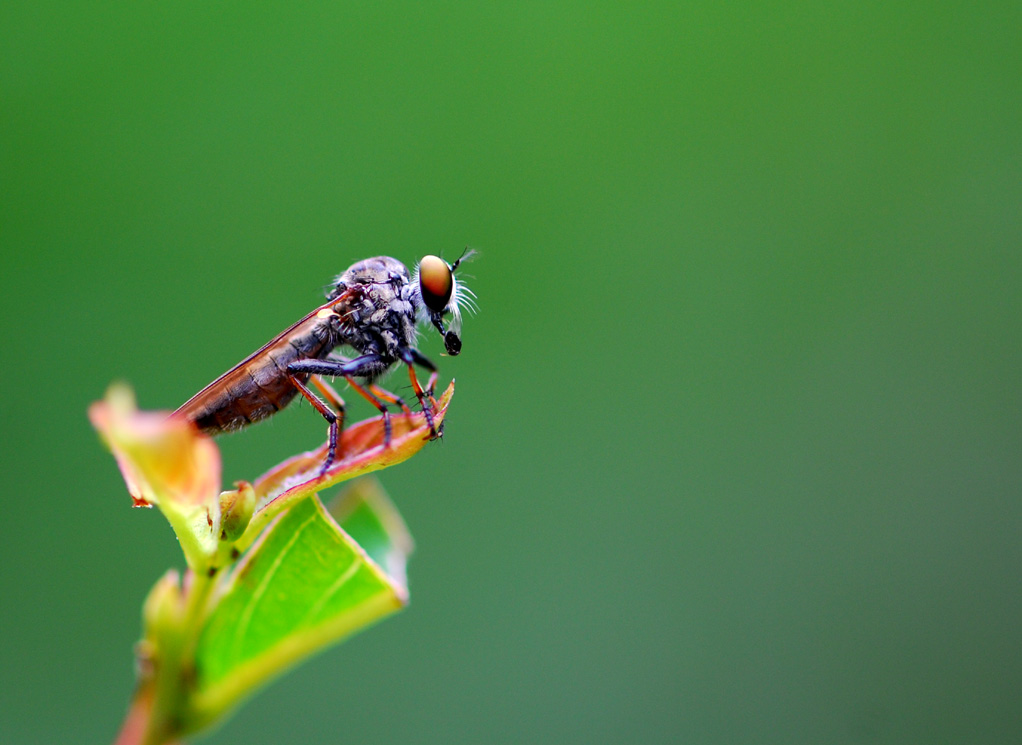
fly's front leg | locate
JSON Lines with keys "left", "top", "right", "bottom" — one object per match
{"left": 399, "top": 348, "right": 440, "bottom": 439}
{"left": 424, "top": 371, "right": 439, "bottom": 402}
{"left": 289, "top": 355, "right": 396, "bottom": 452}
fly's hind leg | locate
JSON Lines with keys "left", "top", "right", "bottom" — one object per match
{"left": 287, "top": 374, "right": 341, "bottom": 477}
{"left": 311, "top": 375, "right": 347, "bottom": 422}
{"left": 312, "top": 374, "right": 347, "bottom": 459}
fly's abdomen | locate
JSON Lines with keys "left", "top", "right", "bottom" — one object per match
{"left": 176, "top": 314, "right": 336, "bottom": 435}
{"left": 192, "top": 361, "right": 303, "bottom": 433}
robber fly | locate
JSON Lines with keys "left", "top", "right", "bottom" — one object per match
{"left": 174, "top": 251, "right": 475, "bottom": 475}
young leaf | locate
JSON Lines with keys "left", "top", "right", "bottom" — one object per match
{"left": 89, "top": 384, "right": 221, "bottom": 568}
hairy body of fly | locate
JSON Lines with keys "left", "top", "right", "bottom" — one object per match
{"left": 327, "top": 256, "right": 421, "bottom": 380}
{"left": 175, "top": 252, "right": 475, "bottom": 437}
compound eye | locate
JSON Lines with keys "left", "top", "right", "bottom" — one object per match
{"left": 418, "top": 255, "right": 453, "bottom": 313}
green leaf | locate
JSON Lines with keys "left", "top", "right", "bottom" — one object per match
{"left": 327, "top": 477, "right": 414, "bottom": 592}
{"left": 190, "top": 495, "right": 407, "bottom": 728}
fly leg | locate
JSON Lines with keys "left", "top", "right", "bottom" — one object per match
{"left": 311, "top": 375, "right": 347, "bottom": 420}
{"left": 399, "top": 348, "right": 441, "bottom": 439}
{"left": 289, "top": 355, "right": 396, "bottom": 454}
{"left": 369, "top": 384, "right": 412, "bottom": 415}
{"left": 312, "top": 374, "right": 347, "bottom": 458}
{"left": 423, "top": 370, "right": 439, "bottom": 403}
{"left": 286, "top": 374, "right": 341, "bottom": 477}
{"left": 330, "top": 354, "right": 413, "bottom": 415}
{"left": 344, "top": 378, "right": 396, "bottom": 447}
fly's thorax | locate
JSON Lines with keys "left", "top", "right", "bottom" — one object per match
{"left": 329, "top": 256, "right": 419, "bottom": 359}
{"left": 330, "top": 256, "right": 411, "bottom": 297}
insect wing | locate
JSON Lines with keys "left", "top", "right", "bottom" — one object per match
{"left": 173, "top": 295, "right": 349, "bottom": 424}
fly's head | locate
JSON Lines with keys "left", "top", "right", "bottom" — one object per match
{"left": 412, "top": 249, "right": 477, "bottom": 355}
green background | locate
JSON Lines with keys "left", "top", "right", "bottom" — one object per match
{"left": 2, "top": 2, "right": 1019, "bottom": 743}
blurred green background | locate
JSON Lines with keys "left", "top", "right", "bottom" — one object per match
{"left": 2, "top": 2, "right": 1019, "bottom": 743}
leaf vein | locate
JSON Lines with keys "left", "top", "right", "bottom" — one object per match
{"left": 300, "top": 558, "right": 363, "bottom": 627}
{"left": 230, "top": 510, "right": 318, "bottom": 662}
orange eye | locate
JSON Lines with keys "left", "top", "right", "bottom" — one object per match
{"left": 419, "top": 255, "right": 453, "bottom": 313}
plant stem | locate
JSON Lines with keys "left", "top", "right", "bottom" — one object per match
{"left": 113, "top": 566, "right": 219, "bottom": 745}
